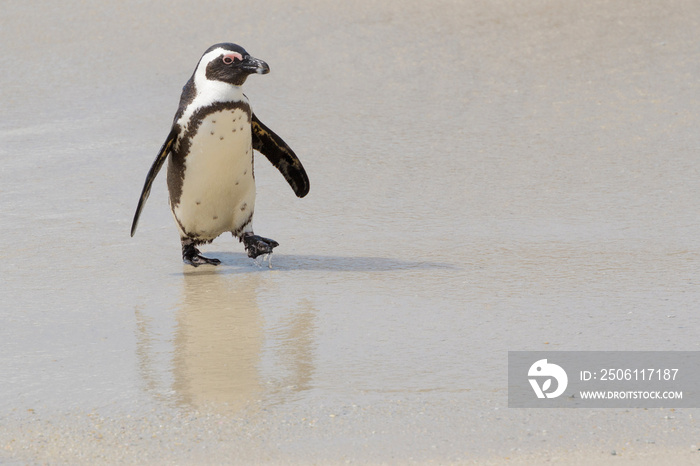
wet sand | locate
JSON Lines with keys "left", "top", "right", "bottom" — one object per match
{"left": 1, "top": 0, "right": 700, "bottom": 463}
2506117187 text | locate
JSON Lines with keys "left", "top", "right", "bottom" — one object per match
{"left": 580, "top": 368, "right": 678, "bottom": 382}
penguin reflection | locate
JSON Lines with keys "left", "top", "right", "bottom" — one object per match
{"left": 172, "top": 269, "right": 263, "bottom": 413}
{"left": 273, "top": 302, "right": 316, "bottom": 394}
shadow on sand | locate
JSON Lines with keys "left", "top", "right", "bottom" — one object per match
{"left": 176, "top": 251, "right": 458, "bottom": 275}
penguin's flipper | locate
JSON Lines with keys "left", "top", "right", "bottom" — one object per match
{"left": 130, "top": 129, "right": 178, "bottom": 237}
{"left": 251, "top": 113, "right": 310, "bottom": 198}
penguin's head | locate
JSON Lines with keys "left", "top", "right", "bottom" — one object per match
{"left": 198, "top": 43, "right": 270, "bottom": 86}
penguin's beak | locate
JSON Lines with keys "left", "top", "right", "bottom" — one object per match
{"left": 243, "top": 56, "right": 270, "bottom": 75}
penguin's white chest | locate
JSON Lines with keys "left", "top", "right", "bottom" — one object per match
{"left": 173, "top": 108, "right": 256, "bottom": 239}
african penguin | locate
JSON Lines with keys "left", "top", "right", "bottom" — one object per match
{"left": 130, "top": 43, "right": 309, "bottom": 266}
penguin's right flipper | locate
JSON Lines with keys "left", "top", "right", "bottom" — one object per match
{"left": 130, "top": 129, "right": 178, "bottom": 237}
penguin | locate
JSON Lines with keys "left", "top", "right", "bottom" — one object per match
{"left": 130, "top": 43, "right": 309, "bottom": 266}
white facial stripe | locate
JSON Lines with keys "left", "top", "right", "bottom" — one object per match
{"left": 194, "top": 47, "right": 228, "bottom": 87}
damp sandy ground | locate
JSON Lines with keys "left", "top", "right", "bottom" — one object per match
{"left": 1, "top": 0, "right": 700, "bottom": 464}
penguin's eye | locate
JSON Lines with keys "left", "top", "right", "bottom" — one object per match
{"left": 222, "top": 53, "right": 243, "bottom": 65}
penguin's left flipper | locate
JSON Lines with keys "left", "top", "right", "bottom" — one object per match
{"left": 130, "top": 128, "right": 178, "bottom": 237}
{"left": 252, "top": 113, "right": 310, "bottom": 198}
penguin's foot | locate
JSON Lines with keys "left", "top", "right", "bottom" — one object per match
{"left": 242, "top": 233, "right": 279, "bottom": 259}
{"left": 182, "top": 242, "right": 221, "bottom": 267}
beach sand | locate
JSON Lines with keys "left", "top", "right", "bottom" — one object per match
{"left": 1, "top": 0, "right": 699, "bottom": 463}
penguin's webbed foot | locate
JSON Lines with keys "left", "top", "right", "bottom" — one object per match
{"left": 182, "top": 243, "right": 221, "bottom": 267}
{"left": 242, "top": 234, "right": 279, "bottom": 259}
